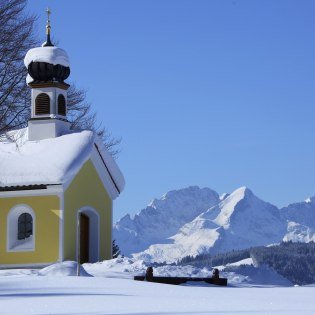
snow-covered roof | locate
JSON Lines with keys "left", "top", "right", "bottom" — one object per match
{"left": 24, "top": 46, "right": 70, "bottom": 68}
{"left": 0, "top": 128, "right": 125, "bottom": 200}
{"left": 24, "top": 46, "right": 70, "bottom": 84}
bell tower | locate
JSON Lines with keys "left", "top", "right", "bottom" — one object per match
{"left": 25, "top": 8, "right": 71, "bottom": 141}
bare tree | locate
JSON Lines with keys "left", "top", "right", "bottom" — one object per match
{"left": 67, "top": 85, "right": 121, "bottom": 157}
{"left": 0, "top": 0, "right": 36, "bottom": 133}
{"left": 0, "top": 0, "right": 120, "bottom": 157}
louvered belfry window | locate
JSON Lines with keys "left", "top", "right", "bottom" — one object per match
{"left": 58, "top": 94, "right": 66, "bottom": 116}
{"left": 35, "top": 93, "right": 50, "bottom": 115}
{"left": 18, "top": 213, "right": 33, "bottom": 240}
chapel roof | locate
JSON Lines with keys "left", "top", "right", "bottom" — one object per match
{"left": 0, "top": 128, "right": 125, "bottom": 199}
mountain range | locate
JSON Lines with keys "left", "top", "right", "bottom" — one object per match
{"left": 113, "top": 186, "right": 315, "bottom": 263}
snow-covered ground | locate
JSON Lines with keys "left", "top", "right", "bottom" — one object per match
{"left": 0, "top": 259, "right": 314, "bottom": 314}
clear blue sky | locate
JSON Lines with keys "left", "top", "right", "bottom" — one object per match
{"left": 27, "top": 0, "right": 315, "bottom": 221}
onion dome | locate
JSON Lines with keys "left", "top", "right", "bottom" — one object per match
{"left": 24, "top": 8, "right": 70, "bottom": 84}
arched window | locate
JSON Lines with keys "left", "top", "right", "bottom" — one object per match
{"left": 58, "top": 94, "right": 66, "bottom": 116}
{"left": 18, "top": 213, "right": 33, "bottom": 240}
{"left": 7, "top": 205, "right": 35, "bottom": 252}
{"left": 35, "top": 93, "right": 50, "bottom": 115}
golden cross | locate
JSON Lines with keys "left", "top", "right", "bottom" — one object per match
{"left": 46, "top": 7, "right": 51, "bottom": 22}
{"left": 46, "top": 8, "right": 51, "bottom": 35}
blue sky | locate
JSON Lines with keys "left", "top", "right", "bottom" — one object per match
{"left": 27, "top": 0, "right": 315, "bottom": 221}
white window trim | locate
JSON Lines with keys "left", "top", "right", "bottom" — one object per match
{"left": 7, "top": 204, "right": 35, "bottom": 252}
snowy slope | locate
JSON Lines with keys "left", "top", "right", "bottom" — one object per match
{"left": 113, "top": 186, "right": 220, "bottom": 255}
{"left": 134, "top": 187, "right": 286, "bottom": 263}
{"left": 210, "top": 187, "right": 286, "bottom": 253}
{"left": 281, "top": 197, "right": 315, "bottom": 242}
{"left": 224, "top": 264, "right": 292, "bottom": 287}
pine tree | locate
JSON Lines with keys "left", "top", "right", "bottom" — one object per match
{"left": 112, "top": 240, "right": 121, "bottom": 258}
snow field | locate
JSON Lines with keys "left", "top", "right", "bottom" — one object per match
{"left": 0, "top": 275, "right": 314, "bottom": 314}
{"left": 0, "top": 259, "right": 313, "bottom": 314}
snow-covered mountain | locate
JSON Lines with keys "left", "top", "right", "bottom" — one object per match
{"left": 132, "top": 187, "right": 286, "bottom": 263}
{"left": 113, "top": 186, "right": 220, "bottom": 255}
{"left": 281, "top": 197, "right": 315, "bottom": 242}
{"left": 114, "top": 186, "right": 315, "bottom": 263}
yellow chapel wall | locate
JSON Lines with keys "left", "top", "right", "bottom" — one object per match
{"left": 64, "top": 159, "right": 113, "bottom": 261}
{"left": 0, "top": 195, "right": 60, "bottom": 265}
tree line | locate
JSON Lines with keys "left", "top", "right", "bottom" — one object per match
{"left": 178, "top": 242, "right": 315, "bottom": 285}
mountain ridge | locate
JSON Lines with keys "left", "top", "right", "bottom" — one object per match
{"left": 114, "top": 186, "right": 315, "bottom": 263}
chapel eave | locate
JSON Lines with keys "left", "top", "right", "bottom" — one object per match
{"left": 0, "top": 184, "right": 61, "bottom": 192}
{"left": 28, "top": 82, "right": 70, "bottom": 90}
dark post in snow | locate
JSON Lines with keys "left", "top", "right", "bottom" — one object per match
{"left": 145, "top": 267, "right": 154, "bottom": 281}
{"left": 212, "top": 268, "right": 220, "bottom": 281}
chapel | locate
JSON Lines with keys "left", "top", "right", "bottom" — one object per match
{"left": 0, "top": 10, "right": 124, "bottom": 268}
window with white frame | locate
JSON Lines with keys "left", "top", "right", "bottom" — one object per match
{"left": 7, "top": 205, "right": 35, "bottom": 252}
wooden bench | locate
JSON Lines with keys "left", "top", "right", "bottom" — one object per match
{"left": 134, "top": 275, "right": 227, "bottom": 286}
